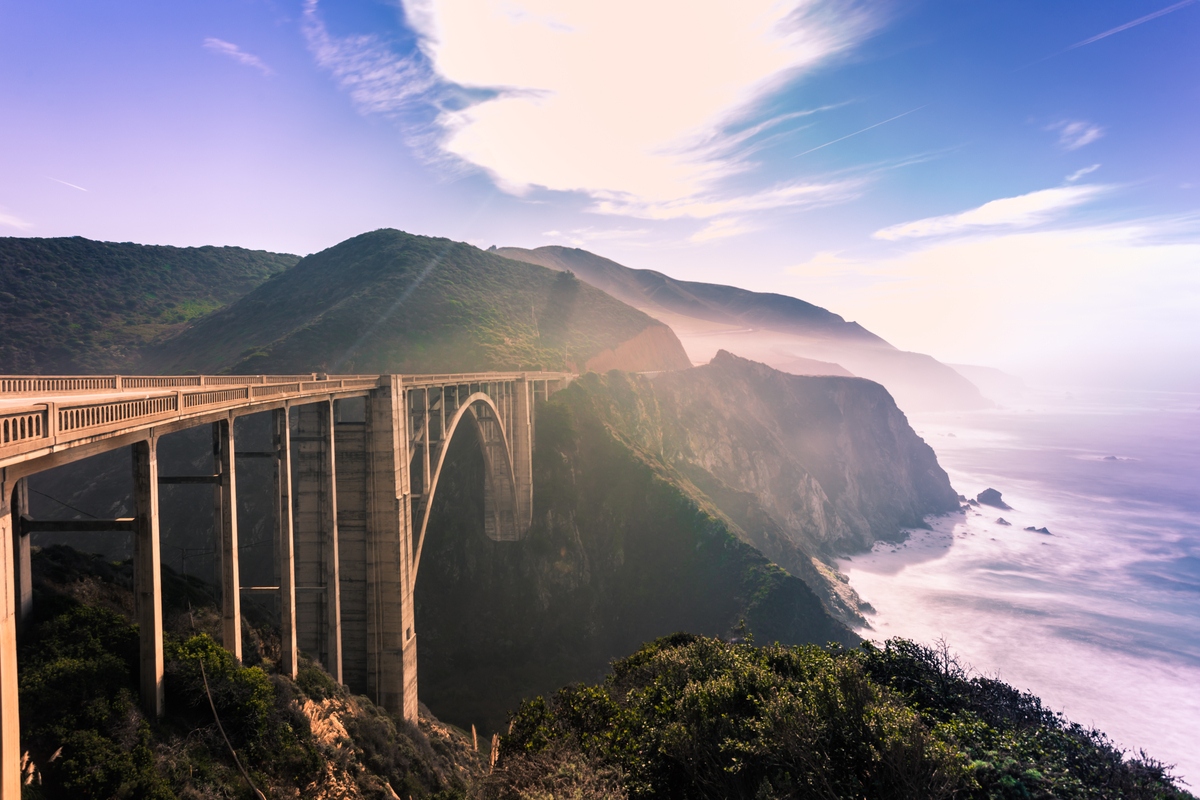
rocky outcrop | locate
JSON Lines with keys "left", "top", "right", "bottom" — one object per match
{"left": 977, "top": 488, "right": 1012, "bottom": 509}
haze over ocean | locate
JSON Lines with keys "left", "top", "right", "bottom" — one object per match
{"left": 842, "top": 388, "right": 1200, "bottom": 784}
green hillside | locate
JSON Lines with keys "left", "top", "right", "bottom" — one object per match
{"left": 152, "top": 229, "right": 691, "bottom": 374}
{"left": 0, "top": 236, "right": 298, "bottom": 373}
{"left": 490, "top": 634, "right": 1193, "bottom": 800}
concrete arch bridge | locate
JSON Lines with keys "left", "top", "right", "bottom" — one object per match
{"left": 0, "top": 370, "right": 572, "bottom": 797}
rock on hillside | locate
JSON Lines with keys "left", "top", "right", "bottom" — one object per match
{"left": 0, "top": 236, "right": 297, "bottom": 373}
{"left": 152, "top": 229, "right": 691, "bottom": 375}
{"left": 496, "top": 245, "right": 988, "bottom": 412}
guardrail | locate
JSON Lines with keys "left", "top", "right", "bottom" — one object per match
{"left": 0, "top": 372, "right": 573, "bottom": 465}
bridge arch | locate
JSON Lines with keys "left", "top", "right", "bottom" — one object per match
{"left": 412, "top": 391, "right": 520, "bottom": 580}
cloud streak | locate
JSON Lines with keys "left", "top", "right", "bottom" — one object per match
{"left": 873, "top": 184, "right": 1107, "bottom": 240}
{"left": 1069, "top": 0, "right": 1197, "bottom": 49}
{"left": 1049, "top": 120, "right": 1104, "bottom": 150}
{"left": 0, "top": 210, "right": 32, "bottom": 230}
{"left": 203, "top": 38, "right": 275, "bottom": 77}
{"left": 47, "top": 177, "right": 88, "bottom": 192}
{"left": 791, "top": 105, "right": 925, "bottom": 159}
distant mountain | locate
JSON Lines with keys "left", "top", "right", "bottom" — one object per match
{"left": 154, "top": 229, "right": 691, "bottom": 374}
{"left": 0, "top": 236, "right": 297, "bottom": 373}
{"left": 495, "top": 245, "right": 989, "bottom": 412}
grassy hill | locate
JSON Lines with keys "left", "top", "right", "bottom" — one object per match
{"left": 0, "top": 236, "right": 297, "bottom": 373}
{"left": 152, "top": 230, "right": 691, "bottom": 374}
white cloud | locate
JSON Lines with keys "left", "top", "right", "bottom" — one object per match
{"left": 1049, "top": 120, "right": 1104, "bottom": 150}
{"left": 1066, "top": 164, "right": 1100, "bottom": 182}
{"left": 0, "top": 209, "right": 32, "bottom": 230}
{"left": 873, "top": 184, "right": 1106, "bottom": 240}
{"left": 403, "top": 0, "right": 875, "bottom": 203}
{"left": 203, "top": 38, "right": 275, "bottom": 77}
{"left": 791, "top": 218, "right": 1200, "bottom": 371}
{"left": 689, "top": 218, "right": 758, "bottom": 243}
{"left": 541, "top": 227, "right": 650, "bottom": 247}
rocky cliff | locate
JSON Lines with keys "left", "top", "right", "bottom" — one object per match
{"left": 413, "top": 356, "right": 958, "bottom": 733}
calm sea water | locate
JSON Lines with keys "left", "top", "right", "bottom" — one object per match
{"left": 839, "top": 388, "right": 1200, "bottom": 786}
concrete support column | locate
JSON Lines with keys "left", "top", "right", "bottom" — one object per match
{"left": 274, "top": 408, "right": 297, "bottom": 678}
{"left": 213, "top": 418, "right": 241, "bottom": 660}
{"left": 132, "top": 439, "right": 164, "bottom": 719}
{"left": 512, "top": 377, "right": 534, "bottom": 535}
{"left": 0, "top": 474, "right": 22, "bottom": 798}
{"left": 365, "top": 377, "right": 417, "bottom": 721}
{"left": 11, "top": 479, "right": 30, "bottom": 636}
{"left": 322, "top": 401, "right": 342, "bottom": 683}
{"left": 294, "top": 402, "right": 341, "bottom": 680}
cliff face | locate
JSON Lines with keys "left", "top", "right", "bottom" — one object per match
{"left": 414, "top": 370, "right": 857, "bottom": 734}
{"left": 652, "top": 351, "right": 960, "bottom": 555}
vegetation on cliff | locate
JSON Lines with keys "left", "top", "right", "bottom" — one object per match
{"left": 152, "top": 229, "right": 691, "bottom": 375}
{"left": 19, "top": 545, "right": 480, "bottom": 799}
{"left": 0, "top": 236, "right": 297, "bottom": 373}
{"left": 487, "top": 633, "right": 1193, "bottom": 800}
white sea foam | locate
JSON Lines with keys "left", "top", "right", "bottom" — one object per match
{"left": 840, "top": 388, "right": 1200, "bottom": 785}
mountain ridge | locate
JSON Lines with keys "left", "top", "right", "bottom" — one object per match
{"left": 496, "top": 245, "right": 990, "bottom": 412}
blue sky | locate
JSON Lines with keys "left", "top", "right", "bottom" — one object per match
{"left": 2, "top": 0, "right": 1198, "bottom": 384}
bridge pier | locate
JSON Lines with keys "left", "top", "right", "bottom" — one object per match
{"left": 293, "top": 401, "right": 342, "bottom": 681}
{"left": 213, "top": 418, "right": 241, "bottom": 660}
{"left": 1, "top": 476, "right": 21, "bottom": 799}
{"left": 11, "top": 480, "right": 30, "bottom": 637}
{"left": 132, "top": 438, "right": 165, "bottom": 720}
{"left": 274, "top": 408, "right": 298, "bottom": 678}
{"left": 366, "top": 377, "right": 417, "bottom": 719}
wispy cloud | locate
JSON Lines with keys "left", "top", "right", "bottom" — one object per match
{"left": 873, "top": 184, "right": 1107, "bottom": 240}
{"left": 689, "top": 218, "right": 759, "bottom": 243}
{"left": 203, "top": 38, "right": 275, "bottom": 77}
{"left": 1066, "top": 164, "right": 1101, "bottom": 182}
{"left": 302, "top": 1, "right": 435, "bottom": 115}
{"left": 0, "top": 209, "right": 33, "bottom": 230}
{"left": 1069, "top": 0, "right": 1197, "bottom": 49}
{"left": 47, "top": 177, "right": 87, "bottom": 192}
{"left": 1049, "top": 120, "right": 1104, "bottom": 150}
{"left": 541, "top": 227, "right": 650, "bottom": 247}
{"left": 592, "top": 178, "right": 863, "bottom": 221}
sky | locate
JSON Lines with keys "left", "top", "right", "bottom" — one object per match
{"left": 2, "top": 0, "right": 1198, "bottom": 386}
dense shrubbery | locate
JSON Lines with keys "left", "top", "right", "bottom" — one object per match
{"left": 491, "top": 633, "right": 1192, "bottom": 800}
{"left": 19, "top": 547, "right": 477, "bottom": 798}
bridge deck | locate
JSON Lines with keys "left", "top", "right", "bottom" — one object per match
{"left": 0, "top": 372, "right": 570, "bottom": 471}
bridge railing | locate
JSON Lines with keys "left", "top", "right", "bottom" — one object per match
{"left": 0, "top": 372, "right": 572, "bottom": 465}
{"left": 0, "top": 374, "right": 336, "bottom": 395}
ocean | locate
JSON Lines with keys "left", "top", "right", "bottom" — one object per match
{"left": 839, "top": 388, "right": 1200, "bottom": 786}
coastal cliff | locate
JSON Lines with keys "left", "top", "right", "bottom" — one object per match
{"left": 414, "top": 355, "right": 957, "bottom": 731}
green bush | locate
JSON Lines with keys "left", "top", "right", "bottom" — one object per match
{"left": 499, "top": 635, "right": 1192, "bottom": 800}
{"left": 165, "top": 633, "right": 274, "bottom": 756}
